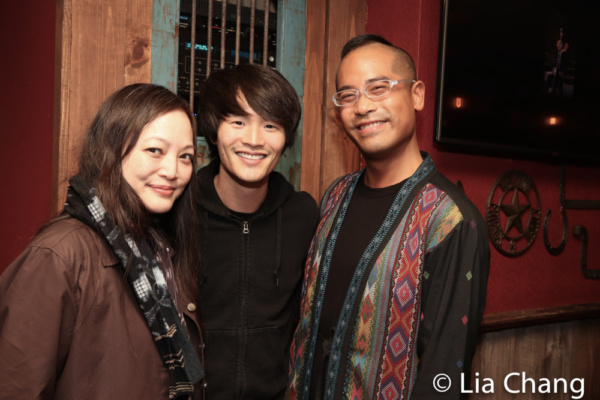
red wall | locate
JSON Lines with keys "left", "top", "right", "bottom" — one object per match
{"left": 0, "top": 3, "right": 55, "bottom": 273}
{"left": 366, "top": 0, "right": 600, "bottom": 314}
{"left": 2, "top": 1, "right": 599, "bottom": 314}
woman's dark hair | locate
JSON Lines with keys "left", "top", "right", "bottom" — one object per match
{"left": 196, "top": 64, "right": 302, "bottom": 160}
{"left": 77, "top": 83, "right": 200, "bottom": 301}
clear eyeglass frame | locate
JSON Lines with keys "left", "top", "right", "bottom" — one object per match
{"left": 332, "top": 79, "right": 416, "bottom": 107}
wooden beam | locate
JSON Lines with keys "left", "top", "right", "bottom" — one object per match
{"left": 481, "top": 302, "right": 600, "bottom": 332}
{"left": 301, "top": 0, "right": 366, "bottom": 201}
{"left": 276, "top": 0, "right": 307, "bottom": 191}
{"left": 52, "top": 0, "right": 153, "bottom": 214}
{"left": 151, "top": 0, "right": 179, "bottom": 90}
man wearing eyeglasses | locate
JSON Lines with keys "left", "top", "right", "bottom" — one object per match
{"left": 286, "top": 35, "right": 489, "bottom": 400}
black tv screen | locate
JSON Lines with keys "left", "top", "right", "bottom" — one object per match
{"left": 435, "top": 0, "right": 600, "bottom": 166}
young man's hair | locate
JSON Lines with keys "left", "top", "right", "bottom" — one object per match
{"left": 196, "top": 64, "right": 302, "bottom": 160}
{"left": 77, "top": 83, "right": 200, "bottom": 301}
{"left": 340, "top": 34, "right": 417, "bottom": 81}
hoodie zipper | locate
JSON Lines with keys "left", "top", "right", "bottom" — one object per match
{"left": 237, "top": 219, "right": 250, "bottom": 399}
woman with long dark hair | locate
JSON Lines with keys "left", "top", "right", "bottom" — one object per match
{"left": 0, "top": 83, "right": 204, "bottom": 399}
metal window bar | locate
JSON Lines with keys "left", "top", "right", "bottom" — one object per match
{"left": 185, "top": 0, "right": 274, "bottom": 108}
{"left": 189, "top": 0, "right": 197, "bottom": 110}
{"left": 220, "top": 0, "right": 227, "bottom": 69}
{"left": 235, "top": 0, "right": 241, "bottom": 64}
{"left": 249, "top": 0, "right": 255, "bottom": 64}
{"left": 263, "top": 0, "right": 268, "bottom": 66}
{"left": 206, "top": 0, "right": 213, "bottom": 76}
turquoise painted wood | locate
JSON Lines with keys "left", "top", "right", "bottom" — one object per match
{"left": 152, "top": 0, "right": 211, "bottom": 170}
{"left": 275, "top": 0, "right": 306, "bottom": 190}
{"left": 151, "top": 0, "right": 180, "bottom": 91}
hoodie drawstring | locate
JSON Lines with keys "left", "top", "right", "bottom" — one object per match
{"left": 200, "top": 209, "right": 209, "bottom": 288}
{"left": 273, "top": 208, "right": 282, "bottom": 287}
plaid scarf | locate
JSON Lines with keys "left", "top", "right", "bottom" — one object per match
{"left": 64, "top": 175, "right": 204, "bottom": 399}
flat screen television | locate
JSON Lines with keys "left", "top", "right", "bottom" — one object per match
{"left": 434, "top": 0, "right": 600, "bottom": 166}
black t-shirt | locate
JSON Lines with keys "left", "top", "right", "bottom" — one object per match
{"left": 310, "top": 174, "right": 406, "bottom": 399}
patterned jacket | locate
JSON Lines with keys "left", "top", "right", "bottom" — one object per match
{"left": 286, "top": 155, "right": 490, "bottom": 400}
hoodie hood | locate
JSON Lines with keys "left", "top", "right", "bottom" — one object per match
{"left": 197, "top": 159, "right": 297, "bottom": 287}
{"left": 197, "top": 159, "right": 295, "bottom": 219}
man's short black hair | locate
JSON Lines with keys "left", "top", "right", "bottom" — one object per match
{"left": 341, "top": 34, "right": 395, "bottom": 58}
{"left": 340, "top": 34, "right": 417, "bottom": 80}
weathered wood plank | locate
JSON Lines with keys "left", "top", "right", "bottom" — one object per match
{"left": 53, "top": 0, "right": 153, "bottom": 214}
{"left": 471, "top": 318, "right": 599, "bottom": 399}
{"left": 275, "top": 0, "right": 306, "bottom": 191}
{"left": 126, "top": 1, "right": 153, "bottom": 85}
{"left": 151, "top": 0, "right": 179, "bottom": 90}
{"left": 300, "top": 0, "right": 365, "bottom": 201}
{"left": 481, "top": 303, "right": 600, "bottom": 332}
{"left": 299, "top": 0, "right": 326, "bottom": 199}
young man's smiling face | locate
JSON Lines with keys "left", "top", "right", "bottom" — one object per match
{"left": 215, "top": 93, "right": 286, "bottom": 190}
{"left": 336, "top": 43, "right": 424, "bottom": 162}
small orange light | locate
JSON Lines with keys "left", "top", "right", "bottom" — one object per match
{"left": 455, "top": 97, "right": 463, "bottom": 108}
{"left": 548, "top": 117, "right": 557, "bottom": 125}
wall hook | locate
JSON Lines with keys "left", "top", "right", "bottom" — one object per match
{"left": 573, "top": 225, "right": 600, "bottom": 279}
{"left": 543, "top": 207, "right": 568, "bottom": 255}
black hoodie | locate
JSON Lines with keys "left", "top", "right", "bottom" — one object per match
{"left": 197, "top": 160, "right": 319, "bottom": 400}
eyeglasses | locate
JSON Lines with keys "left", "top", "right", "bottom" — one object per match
{"left": 332, "top": 79, "right": 416, "bottom": 107}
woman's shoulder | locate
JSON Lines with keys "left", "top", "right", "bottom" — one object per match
{"left": 33, "top": 217, "right": 95, "bottom": 247}
{"left": 1, "top": 217, "right": 119, "bottom": 298}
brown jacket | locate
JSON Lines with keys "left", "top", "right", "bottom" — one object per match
{"left": 0, "top": 218, "right": 204, "bottom": 399}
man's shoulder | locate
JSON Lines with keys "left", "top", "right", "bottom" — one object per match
{"left": 331, "top": 170, "right": 362, "bottom": 188}
{"left": 286, "top": 190, "right": 319, "bottom": 213}
{"left": 427, "top": 171, "right": 484, "bottom": 223}
{"left": 322, "top": 170, "right": 362, "bottom": 200}
{"left": 410, "top": 171, "right": 489, "bottom": 253}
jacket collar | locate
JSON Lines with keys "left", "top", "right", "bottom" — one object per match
{"left": 101, "top": 247, "right": 120, "bottom": 268}
{"left": 197, "top": 159, "right": 294, "bottom": 218}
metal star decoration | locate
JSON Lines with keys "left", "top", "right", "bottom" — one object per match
{"left": 500, "top": 189, "right": 531, "bottom": 235}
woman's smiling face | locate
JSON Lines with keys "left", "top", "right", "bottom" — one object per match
{"left": 121, "top": 109, "right": 194, "bottom": 214}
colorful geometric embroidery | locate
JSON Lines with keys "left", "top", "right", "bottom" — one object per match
{"left": 426, "top": 195, "right": 463, "bottom": 250}
{"left": 375, "top": 185, "right": 441, "bottom": 400}
{"left": 395, "top": 278, "right": 415, "bottom": 311}
{"left": 287, "top": 156, "right": 470, "bottom": 400}
{"left": 288, "top": 172, "right": 360, "bottom": 400}
{"left": 289, "top": 159, "right": 434, "bottom": 400}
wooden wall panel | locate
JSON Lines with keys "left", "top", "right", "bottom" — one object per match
{"left": 151, "top": 0, "right": 179, "bottom": 91}
{"left": 125, "top": 2, "right": 153, "bottom": 85}
{"left": 53, "top": 0, "right": 152, "bottom": 215}
{"left": 471, "top": 318, "right": 600, "bottom": 399}
{"left": 275, "top": 0, "right": 307, "bottom": 190}
{"left": 299, "top": 0, "right": 326, "bottom": 199}
{"left": 301, "top": 0, "right": 366, "bottom": 201}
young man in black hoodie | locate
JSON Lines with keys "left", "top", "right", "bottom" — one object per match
{"left": 195, "top": 64, "right": 319, "bottom": 400}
